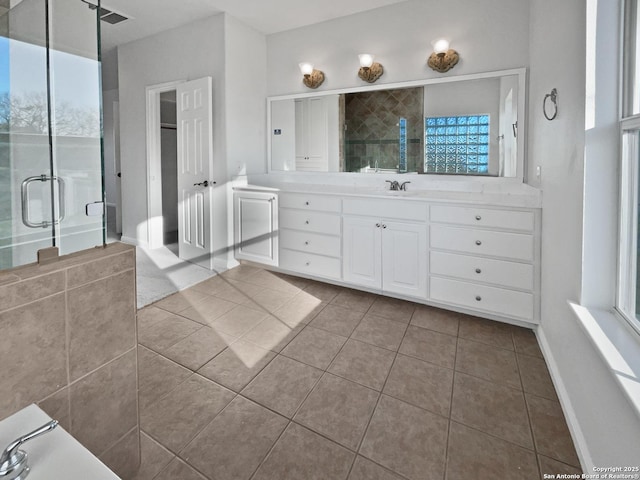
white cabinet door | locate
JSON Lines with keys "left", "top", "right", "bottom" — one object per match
{"left": 294, "top": 98, "right": 328, "bottom": 172}
{"left": 382, "top": 221, "right": 427, "bottom": 299}
{"left": 234, "top": 192, "right": 278, "bottom": 266}
{"left": 343, "top": 216, "right": 381, "bottom": 289}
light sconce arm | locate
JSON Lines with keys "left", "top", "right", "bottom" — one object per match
{"left": 299, "top": 62, "right": 325, "bottom": 89}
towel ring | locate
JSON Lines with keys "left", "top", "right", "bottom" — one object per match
{"left": 543, "top": 88, "right": 558, "bottom": 121}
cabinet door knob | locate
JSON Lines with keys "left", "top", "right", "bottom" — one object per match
{"left": 376, "top": 223, "right": 381, "bottom": 228}
{"left": 475, "top": 215, "right": 482, "bottom": 221}
{"left": 305, "top": 261, "right": 310, "bottom": 266}
{"left": 475, "top": 240, "right": 482, "bottom": 246}
{"left": 475, "top": 268, "right": 482, "bottom": 274}
{"left": 475, "top": 296, "right": 482, "bottom": 301}
{"left": 304, "top": 241, "right": 309, "bottom": 245}
{"left": 382, "top": 224, "right": 387, "bottom": 229}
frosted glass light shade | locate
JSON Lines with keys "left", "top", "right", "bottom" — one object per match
{"left": 299, "top": 63, "right": 314, "bottom": 75}
{"left": 358, "top": 54, "right": 374, "bottom": 68}
{"left": 433, "top": 39, "right": 450, "bottom": 54}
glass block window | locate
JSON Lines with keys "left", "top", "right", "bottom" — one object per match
{"left": 399, "top": 117, "right": 407, "bottom": 173}
{"left": 425, "top": 114, "right": 490, "bottom": 174}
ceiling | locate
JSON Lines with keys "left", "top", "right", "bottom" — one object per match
{"left": 100, "top": 0, "right": 411, "bottom": 52}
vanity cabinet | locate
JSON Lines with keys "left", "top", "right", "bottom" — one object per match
{"left": 428, "top": 204, "right": 538, "bottom": 322}
{"left": 278, "top": 192, "right": 342, "bottom": 280}
{"left": 233, "top": 191, "right": 278, "bottom": 266}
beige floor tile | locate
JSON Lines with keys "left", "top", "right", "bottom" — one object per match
{"left": 221, "top": 264, "right": 263, "bottom": 282}
{"left": 247, "top": 287, "right": 298, "bottom": 312}
{"left": 518, "top": 353, "right": 557, "bottom": 400}
{"left": 351, "top": 314, "right": 408, "bottom": 351}
{"left": 138, "top": 313, "right": 203, "bottom": 352}
{"left": 538, "top": 454, "right": 583, "bottom": 476}
{"left": 131, "top": 432, "right": 174, "bottom": 480}
{"left": 153, "top": 458, "right": 207, "bottom": 480}
{"left": 331, "top": 289, "right": 378, "bottom": 312}
{"left": 294, "top": 373, "right": 379, "bottom": 450}
{"left": 273, "top": 271, "right": 312, "bottom": 289}
{"left": 410, "top": 305, "right": 461, "bottom": 336}
{"left": 526, "top": 394, "right": 580, "bottom": 467}
{"left": 455, "top": 338, "right": 521, "bottom": 389}
{"left": 208, "top": 281, "right": 254, "bottom": 304}
{"left": 241, "top": 355, "right": 323, "bottom": 418}
{"left": 225, "top": 278, "right": 267, "bottom": 299}
{"left": 328, "top": 339, "right": 395, "bottom": 391}
{"left": 183, "top": 396, "right": 288, "bottom": 480}
{"left": 240, "top": 315, "right": 303, "bottom": 352}
{"left": 154, "top": 289, "right": 210, "bottom": 314}
{"left": 253, "top": 423, "right": 355, "bottom": 480}
{"left": 138, "top": 346, "right": 191, "bottom": 410}
{"left": 281, "top": 326, "right": 347, "bottom": 369}
{"left": 458, "top": 316, "right": 515, "bottom": 350}
{"left": 189, "top": 274, "right": 232, "bottom": 295}
{"left": 208, "top": 304, "right": 269, "bottom": 337}
{"left": 198, "top": 340, "right": 276, "bottom": 392}
{"left": 137, "top": 306, "right": 173, "bottom": 330}
{"left": 304, "top": 280, "right": 343, "bottom": 302}
{"left": 141, "top": 374, "right": 235, "bottom": 453}
{"left": 399, "top": 325, "right": 457, "bottom": 369}
{"left": 445, "top": 421, "right": 539, "bottom": 480}
{"left": 513, "top": 327, "right": 543, "bottom": 358}
{"left": 451, "top": 372, "right": 533, "bottom": 449}
{"left": 242, "top": 269, "right": 303, "bottom": 295}
{"left": 360, "top": 395, "right": 448, "bottom": 480}
{"left": 272, "top": 290, "right": 326, "bottom": 328}
{"left": 383, "top": 354, "right": 453, "bottom": 417}
{"left": 368, "top": 297, "right": 416, "bottom": 324}
{"left": 180, "top": 296, "right": 239, "bottom": 326}
{"left": 160, "top": 327, "right": 235, "bottom": 371}
{"left": 310, "top": 304, "right": 365, "bottom": 337}
{"left": 348, "top": 456, "right": 404, "bottom": 480}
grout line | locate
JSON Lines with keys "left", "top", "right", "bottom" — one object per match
{"left": 442, "top": 325, "right": 460, "bottom": 480}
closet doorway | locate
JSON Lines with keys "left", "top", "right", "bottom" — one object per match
{"left": 159, "top": 90, "right": 178, "bottom": 248}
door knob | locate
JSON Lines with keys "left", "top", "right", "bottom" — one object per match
{"left": 193, "top": 180, "right": 216, "bottom": 187}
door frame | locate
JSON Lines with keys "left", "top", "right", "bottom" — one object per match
{"left": 145, "top": 80, "right": 185, "bottom": 249}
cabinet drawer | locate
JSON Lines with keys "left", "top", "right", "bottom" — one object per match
{"left": 429, "top": 277, "right": 534, "bottom": 320}
{"left": 280, "top": 249, "right": 341, "bottom": 280}
{"left": 430, "top": 251, "right": 534, "bottom": 291}
{"left": 279, "top": 193, "right": 341, "bottom": 213}
{"left": 430, "top": 205, "right": 535, "bottom": 232}
{"left": 280, "top": 229, "right": 341, "bottom": 257}
{"left": 279, "top": 209, "right": 341, "bottom": 235}
{"left": 430, "top": 225, "right": 534, "bottom": 262}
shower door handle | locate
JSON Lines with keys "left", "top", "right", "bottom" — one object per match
{"left": 21, "top": 174, "right": 66, "bottom": 228}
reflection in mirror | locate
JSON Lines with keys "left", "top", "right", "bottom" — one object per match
{"left": 269, "top": 70, "right": 523, "bottom": 178}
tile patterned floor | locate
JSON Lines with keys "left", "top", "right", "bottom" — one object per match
{"left": 131, "top": 265, "right": 582, "bottom": 480}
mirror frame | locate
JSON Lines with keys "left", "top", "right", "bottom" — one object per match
{"left": 266, "top": 67, "right": 527, "bottom": 181}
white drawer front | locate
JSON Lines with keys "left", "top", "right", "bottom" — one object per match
{"left": 430, "top": 225, "right": 534, "bottom": 262}
{"left": 430, "top": 277, "right": 534, "bottom": 320}
{"left": 343, "top": 198, "right": 427, "bottom": 221}
{"left": 430, "top": 251, "right": 534, "bottom": 291}
{"left": 279, "top": 209, "right": 341, "bottom": 235}
{"left": 280, "top": 249, "right": 341, "bottom": 280}
{"left": 430, "top": 205, "right": 535, "bottom": 232}
{"left": 279, "top": 193, "right": 341, "bottom": 213}
{"left": 280, "top": 229, "right": 341, "bottom": 257}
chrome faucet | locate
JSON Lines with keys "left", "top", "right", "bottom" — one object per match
{"left": 0, "top": 420, "right": 58, "bottom": 480}
{"left": 386, "top": 180, "right": 401, "bottom": 191}
{"left": 400, "top": 181, "right": 411, "bottom": 191}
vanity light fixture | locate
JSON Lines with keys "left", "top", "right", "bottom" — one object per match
{"left": 427, "top": 39, "right": 459, "bottom": 73}
{"left": 357, "top": 54, "right": 384, "bottom": 83}
{"left": 299, "top": 62, "right": 325, "bottom": 89}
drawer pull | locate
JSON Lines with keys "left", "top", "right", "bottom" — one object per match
{"left": 475, "top": 295, "right": 482, "bottom": 301}
{"left": 305, "top": 261, "right": 310, "bottom": 266}
{"left": 305, "top": 220, "right": 310, "bottom": 225}
{"left": 475, "top": 240, "right": 482, "bottom": 246}
{"left": 475, "top": 268, "right": 482, "bottom": 274}
{"left": 382, "top": 224, "right": 387, "bottom": 229}
{"left": 305, "top": 201, "right": 310, "bottom": 206}
{"left": 475, "top": 215, "right": 482, "bottom": 221}
{"left": 304, "top": 241, "right": 309, "bottom": 245}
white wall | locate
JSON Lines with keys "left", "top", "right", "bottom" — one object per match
{"left": 266, "top": 0, "right": 530, "bottom": 96}
{"left": 529, "top": 0, "right": 640, "bottom": 467}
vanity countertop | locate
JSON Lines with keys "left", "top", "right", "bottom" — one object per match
{"left": 0, "top": 404, "right": 120, "bottom": 480}
{"left": 235, "top": 178, "right": 542, "bottom": 209}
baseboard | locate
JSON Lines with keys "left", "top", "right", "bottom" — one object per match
{"left": 536, "top": 325, "right": 593, "bottom": 471}
{"left": 119, "top": 236, "right": 147, "bottom": 248}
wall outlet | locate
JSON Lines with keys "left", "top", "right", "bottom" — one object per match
{"left": 536, "top": 165, "right": 542, "bottom": 179}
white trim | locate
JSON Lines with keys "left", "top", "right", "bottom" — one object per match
{"left": 145, "top": 80, "right": 186, "bottom": 249}
{"left": 536, "top": 325, "right": 593, "bottom": 471}
{"left": 119, "top": 235, "right": 147, "bottom": 248}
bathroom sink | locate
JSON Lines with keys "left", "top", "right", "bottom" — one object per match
{"left": 0, "top": 405, "right": 121, "bottom": 480}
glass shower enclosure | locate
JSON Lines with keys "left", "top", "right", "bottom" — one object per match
{"left": 0, "top": 0, "right": 104, "bottom": 270}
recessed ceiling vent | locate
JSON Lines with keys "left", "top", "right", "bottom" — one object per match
{"left": 81, "top": 1, "right": 129, "bottom": 25}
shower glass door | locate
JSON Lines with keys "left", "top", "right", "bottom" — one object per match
{"left": 0, "top": 0, "right": 104, "bottom": 270}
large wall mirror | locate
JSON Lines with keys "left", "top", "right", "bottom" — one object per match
{"left": 268, "top": 68, "right": 526, "bottom": 179}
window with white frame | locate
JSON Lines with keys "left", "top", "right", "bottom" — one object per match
{"left": 617, "top": 0, "right": 640, "bottom": 330}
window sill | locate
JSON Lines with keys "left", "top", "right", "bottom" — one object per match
{"left": 569, "top": 302, "right": 640, "bottom": 419}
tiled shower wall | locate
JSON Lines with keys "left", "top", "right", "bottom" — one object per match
{"left": 0, "top": 242, "right": 139, "bottom": 478}
{"left": 344, "top": 87, "right": 424, "bottom": 173}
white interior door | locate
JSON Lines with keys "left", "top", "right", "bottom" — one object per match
{"left": 177, "top": 77, "right": 214, "bottom": 269}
